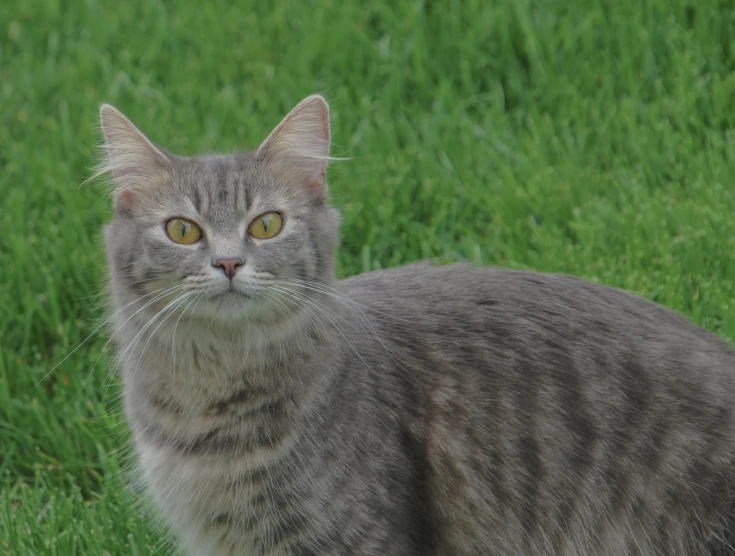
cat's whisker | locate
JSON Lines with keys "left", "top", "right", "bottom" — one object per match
{"left": 171, "top": 292, "right": 204, "bottom": 367}
{"left": 269, "top": 279, "right": 414, "bottom": 375}
{"left": 32, "top": 284, "right": 183, "bottom": 392}
{"left": 260, "top": 291, "right": 311, "bottom": 388}
{"left": 261, "top": 290, "right": 312, "bottom": 364}
{"left": 267, "top": 285, "right": 345, "bottom": 326}
{"left": 261, "top": 290, "right": 298, "bottom": 316}
{"left": 112, "top": 292, "right": 189, "bottom": 378}
{"left": 267, "top": 285, "right": 378, "bottom": 377}
{"left": 276, "top": 278, "right": 411, "bottom": 323}
{"left": 274, "top": 279, "right": 387, "bottom": 336}
{"left": 125, "top": 291, "right": 195, "bottom": 382}
{"left": 272, "top": 280, "right": 362, "bottom": 315}
{"left": 183, "top": 292, "right": 209, "bottom": 364}
{"left": 132, "top": 291, "right": 195, "bottom": 377}
{"left": 271, "top": 279, "right": 409, "bottom": 376}
{"left": 76, "top": 284, "right": 189, "bottom": 398}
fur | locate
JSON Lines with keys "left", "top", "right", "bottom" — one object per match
{"left": 99, "top": 96, "right": 735, "bottom": 555}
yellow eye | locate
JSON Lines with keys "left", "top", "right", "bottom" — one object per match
{"left": 165, "top": 218, "right": 202, "bottom": 245}
{"left": 248, "top": 212, "right": 283, "bottom": 239}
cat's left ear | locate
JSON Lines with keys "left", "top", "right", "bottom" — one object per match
{"left": 256, "top": 95, "right": 332, "bottom": 197}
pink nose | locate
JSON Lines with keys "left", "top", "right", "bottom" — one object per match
{"left": 214, "top": 258, "right": 244, "bottom": 279}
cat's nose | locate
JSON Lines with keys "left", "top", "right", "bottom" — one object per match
{"left": 213, "top": 258, "right": 244, "bottom": 280}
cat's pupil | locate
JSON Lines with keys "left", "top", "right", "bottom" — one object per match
{"left": 262, "top": 217, "right": 268, "bottom": 232}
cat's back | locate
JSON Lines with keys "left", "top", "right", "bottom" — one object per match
{"left": 338, "top": 263, "right": 735, "bottom": 555}
{"left": 340, "top": 261, "right": 734, "bottom": 357}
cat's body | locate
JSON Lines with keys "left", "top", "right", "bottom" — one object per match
{"left": 99, "top": 96, "right": 735, "bottom": 555}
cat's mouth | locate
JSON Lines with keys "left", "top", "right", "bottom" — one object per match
{"left": 219, "top": 287, "right": 251, "bottom": 300}
{"left": 198, "top": 281, "right": 273, "bottom": 317}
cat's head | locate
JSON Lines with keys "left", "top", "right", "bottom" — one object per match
{"left": 98, "top": 96, "right": 340, "bottom": 323}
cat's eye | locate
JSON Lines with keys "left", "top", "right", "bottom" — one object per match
{"left": 248, "top": 212, "right": 284, "bottom": 239}
{"left": 165, "top": 218, "right": 202, "bottom": 245}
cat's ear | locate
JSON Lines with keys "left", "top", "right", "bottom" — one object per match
{"left": 256, "top": 95, "right": 332, "bottom": 197}
{"left": 98, "top": 104, "right": 171, "bottom": 214}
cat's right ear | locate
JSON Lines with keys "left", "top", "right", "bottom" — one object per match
{"left": 97, "top": 104, "right": 170, "bottom": 215}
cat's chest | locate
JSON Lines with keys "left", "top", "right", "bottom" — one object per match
{"left": 136, "top": 438, "right": 309, "bottom": 556}
{"left": 121, "top": 329, "right": 332, "bottom": 554}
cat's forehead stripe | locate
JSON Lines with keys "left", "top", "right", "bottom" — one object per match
{"left": 175, "top": 156, "right": 258, "bottom": 221}
{"left": 192, "top": 187, "right": 202, "bottom": 213}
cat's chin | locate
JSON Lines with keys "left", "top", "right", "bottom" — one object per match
{"left": 217, "top": 289, "right": 252, "bottom": 301}
{"left": 211, "top": 291, "right": 254, "bottom": 312}
{"left": 191, "top": 290, "right": 277, "bottom": 324}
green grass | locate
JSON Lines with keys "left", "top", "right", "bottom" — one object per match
{"left": 2, "top": 0, "right": 735, "bottom": 553}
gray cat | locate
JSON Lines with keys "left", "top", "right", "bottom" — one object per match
{"left": 98, "top": 95, "right": 735, "bottom": 555}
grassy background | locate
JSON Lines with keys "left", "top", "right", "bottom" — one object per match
{"left": 2, "top": 0, "right": 735, "bottom": 553}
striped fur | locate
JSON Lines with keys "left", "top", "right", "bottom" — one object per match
{"left": 100, "top": 97, "right": 735, "bottom": 555}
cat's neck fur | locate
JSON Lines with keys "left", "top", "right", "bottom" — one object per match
{"left": 112, "top": 281, "right": 343, "bottom": 420}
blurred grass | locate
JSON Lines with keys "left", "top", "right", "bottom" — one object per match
{"left": 2, "top": 0, "right": 735, "bottom": 553}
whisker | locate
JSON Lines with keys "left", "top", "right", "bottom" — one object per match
{"left": 272, "top": 279, "right": 407, "bottom": 374}
{"left": 267, "top": 285, "right": 378, "bottom": 376}
{"left": 31, "top": 284, "right": 184, "bottom": 392}
{"left": 132, "top": 292, "right": 195, "bottom": 377}
{"left": 76, "top": 284, "right": 189, "bottom": 394}
{"left": 103, "top": 287, "right": 190, "bottom": 384}
{"left": 171, "top": 292, "right": 204, "bottom": 367}
{"left": 274, "top": 280, "right": 380, "bottom": 337}
{"left": 275, "top": 278, "right": 412, "bottom": 323}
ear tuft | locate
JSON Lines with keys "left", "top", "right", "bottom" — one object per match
{"left": 257, "top": 95, "right": 334, "bottom": 195}
{"left": 95, "top": 104, "right": 170, "bottom": 196}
